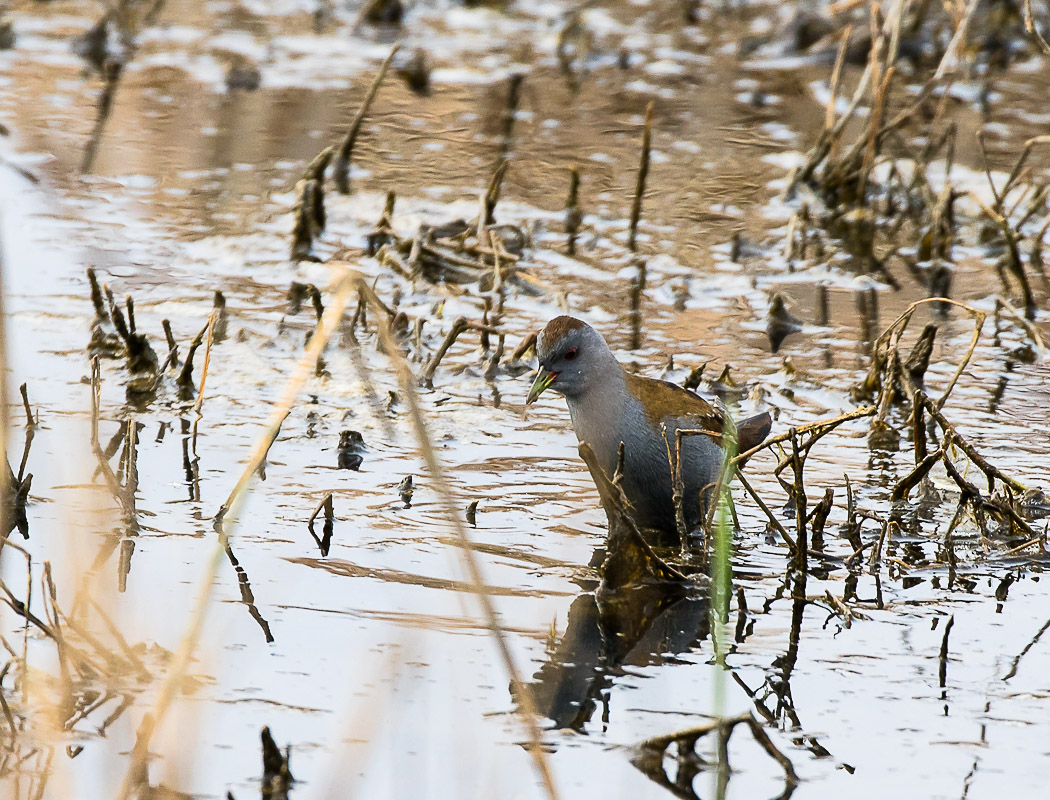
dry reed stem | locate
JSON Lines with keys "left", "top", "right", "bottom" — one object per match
{"left": 891, "top": 446, "right": 944, "bottom": 501}
{"left": 0, "top": 231, "right": 9, "bottom": 567}
{"left": 995, "top": 297, "right": 1047, "bottom": 355}
{"left": 730, "top": 406, "right": 876, "bottom": 467}
{"left": 789, "top": 433, "right": 808, "bottom": 573}
{"left": 827, "top": 0, "right": 867, "bottom": 14}
{"left": 734, "top": 469, "right": 795, "bottom": 551}
{"left": 918, "top": 393, "right": 1027, "bottom": 494}
{"left": 476, "top": 191, "right": 506, "bottom": 295}
{"left": 1023, "top": 0, "right": 1050, "bottom": 55}
{"left": 660, "top": 427, "right": 688, "bottom": 547}
{"left": 333, "top": 44, "right": 401, "bottom": 194}
{"left": 869, "top": 297, "right": 986, "bottom": 410}
{"left": 1002, "top": 531, "right": 1047, "bottom": 556}
{"left": 114, "top": 267, "right": 357, "bottom": 800}
{"left": 510, "top": 331, "right": 537, "bottom": 362}
{"left": 307, "top": 493, "right": 334, "bottom": 529}
{"left": 361, "top": 282, "right": 562, "bottom": 800}
{"left": 933, "top": 0, "right": 981, "bottom": 81}
{"left": 858, "top": 66, "right": 895, "bottom": 202}
{"left": 824, "top": 26, "right": 852, "bottom": 131}
{"left": 190, "top": 311, "right": 216, "bottom": 455}
{"left": 628, "top": 102, "right": 653, "bottom": 253}
{"left": 421, "top": 317, "right": 502, "bottom": 387}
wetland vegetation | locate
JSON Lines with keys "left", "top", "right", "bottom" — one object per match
{"left": 1, "top": 0, "right": 1050, "bottom": 798}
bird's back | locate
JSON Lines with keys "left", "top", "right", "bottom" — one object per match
{"left": 617, "top": 375, "right": 731, "bottom": 537}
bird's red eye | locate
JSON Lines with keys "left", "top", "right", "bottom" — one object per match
{"left": 564, "top": 348, "right": 577, "bottom": 360}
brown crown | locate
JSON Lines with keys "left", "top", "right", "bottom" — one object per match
{"left": 540, "top": 315, "right": 586, "bottom": 349}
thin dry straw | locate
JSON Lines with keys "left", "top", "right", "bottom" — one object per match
{"left": 191, "top": 311, "right": 217, "bottom": 454}
{"left": 115, "top": 267, "right": 357, "bottom": 800}
{"left": 361, "top": 282, "right": 562, "bottom": 800}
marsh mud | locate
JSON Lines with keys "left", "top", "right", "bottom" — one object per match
{"left": 2, "top": 1, "right": 1050, "bottom": 798}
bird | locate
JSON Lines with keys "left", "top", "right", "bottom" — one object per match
{"left": 526, "top": 316, "right": 771, "bottom": 540}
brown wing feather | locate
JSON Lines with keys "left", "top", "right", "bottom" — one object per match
{"left": 627, "top": 375, "right": 773, "bottom": 454}
{"left": 625, "top": 374, "right": 726, "bottom": 435}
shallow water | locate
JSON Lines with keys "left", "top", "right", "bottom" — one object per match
{"left": 2, "top": 1, "right": 1050, "bottom": 798}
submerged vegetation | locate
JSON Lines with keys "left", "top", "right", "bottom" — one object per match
{"left": 1, "top": 0, "right": 1050, "bottom": 798}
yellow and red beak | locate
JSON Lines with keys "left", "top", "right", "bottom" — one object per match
{"left": 526, "top": 366, "right": 558, "bottom": 405}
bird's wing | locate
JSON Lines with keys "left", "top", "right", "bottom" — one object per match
{"left": 626, "top": 374, "right": 726, "bottom": 436}
{"left": 627, "top": 374, "right": 772, "bottom": 453}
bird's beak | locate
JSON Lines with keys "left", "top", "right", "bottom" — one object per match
{"left": 526, "top": 367, "right": 558, "bottom": 405}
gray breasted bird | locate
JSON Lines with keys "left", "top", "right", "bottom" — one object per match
{"left": 527, "top": 316, "right": 771, "bottom": 538}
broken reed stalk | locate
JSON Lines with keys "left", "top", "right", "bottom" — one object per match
{"left": 891, "top": 446, "right": 944, "bottom": 501}
{"left": 333, "top": 44, "right": 400, "bottom": 194}
{"left": 823, "top": 26, "right": 852, "bottom": 131}
{"left": 734, "top": 469, "right": 796, "bottom": 551}
{"left": 361, "top": 282, "right": 562, "bottom": 800}
{"left": 917, "top": 392, "right": 1026, "bottom": 494}
{"left": 114, "top": 268, "right": 357, "bottom": 800}
{"left": 161, "top": 319, "right": 178, "bottom": 371}
{"left": 421, "top": 316, "right": 502, "bottom": 387}
{"left": 868, "top": 518, "right": 894, "bottom": 568}
{"left": 628, "top": 102, "right": 653, "bottom": 253}
{"left": 191, "top": 311, "right": 217, "bottom": 454}
{"left": 484, "top": 160, "right": 509, "bottom": 226}
{"left": 794, "top": 45, "right": 874, "bottom": 189}
{"left": 475, "top": 191, "right": 504, "bottom": 296}
{"left": 89, "top": 358, "right": 134, "bottom": 522}
{"left": 509, "top": 331, "right": 536, "bottom": 362}
{"left": 941, "top": 455, "right": 1029, "bottom": 537}
{"left": 307, "top": 493, "right": 334, "bottom": 529}
{"left": 176, "top": 321, "right": 211, "bottom": 393}
{"left": 797, "top": 0, "right": 978, "bottom": 198}
{"left": 866, "top": 297, "right": 986, "bottom": 410}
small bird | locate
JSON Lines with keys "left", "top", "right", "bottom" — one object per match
{"left": 526, "top": 316, "right": 771, "bottom": 539}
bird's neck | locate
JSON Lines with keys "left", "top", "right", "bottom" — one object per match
{"left": 565, "top": 355, "right": 629, "bottom": 469}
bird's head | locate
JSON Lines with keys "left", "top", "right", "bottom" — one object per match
{"left": 526, "top": 316, "right": 612, "bottom": 404}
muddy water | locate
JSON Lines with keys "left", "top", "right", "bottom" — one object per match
{"left": 2, "top": 1, "right": 1050, "bottom": 798}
